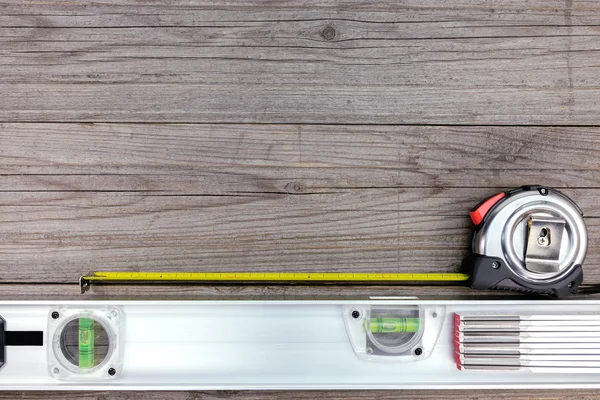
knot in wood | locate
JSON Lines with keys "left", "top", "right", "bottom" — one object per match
{"left": 321, "top": 26, "right": 336, "bottom": 40}
{"left": 285, "top": 181, "right": 306, "bottom": 193}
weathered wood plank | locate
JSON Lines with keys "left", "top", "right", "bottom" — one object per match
{"left": 1, "top": 124, "right": 600, "bottom": 186}
{"left": 2, "top": 188, "right": 600, "bottom": 218}
{"left": 3, "top": 77, "right": 596, "bottom": 125}
{"left": 2, "top": 0, "right": 600, "bottom": 27}
{"left": 1, "top": 1, "right": 599, "bottom": 123}
{"left": 0, "top": 28, "right": 594, "bottom": 87}
{"left": 7, "top": 170, "right": 600, "bottom": 192}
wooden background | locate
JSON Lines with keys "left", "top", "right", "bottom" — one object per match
{"left": 2, "top": 0, "right": 600, "bottom": 398}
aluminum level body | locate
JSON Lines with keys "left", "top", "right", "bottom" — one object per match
{"left": 3, "top": 299, "right": 600, "bottom": 390}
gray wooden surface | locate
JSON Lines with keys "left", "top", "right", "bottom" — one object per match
{"left": 2, "top": 0, "right": 600, "bottom": 398}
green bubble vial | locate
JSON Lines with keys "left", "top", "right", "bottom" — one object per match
{"left": 78, "top": 318, "right": 95, "bottom": 369}
{"left": 367, "top": 317, "right": 420, "bottom": 333}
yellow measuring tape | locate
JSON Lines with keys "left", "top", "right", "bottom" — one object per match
{"left": 80, "top": 271, "right": 470, "bottom": 293}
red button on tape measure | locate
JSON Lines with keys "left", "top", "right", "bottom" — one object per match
{"left": 469, "top": 192, "right": 506, "bottom": 226}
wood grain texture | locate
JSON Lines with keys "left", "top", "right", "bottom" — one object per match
{"left": 1, "top": 124, "right": 600, "bottom": 184}
{"left": 3, "top": 0, "right": 600, "bottom": 27}
{"left": 1, "top": 1, "right": 600, "bottom": 123}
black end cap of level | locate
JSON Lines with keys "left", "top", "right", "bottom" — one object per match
{"left": 462, "top": 253, "right": 583, "bottom": 299}
{"left": 0, "top": 316, "right": 5, "bottom": 369}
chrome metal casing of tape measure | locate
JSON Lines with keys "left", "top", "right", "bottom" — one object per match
{"left": 467, "top": 186, "right": 587, "bottom": 297}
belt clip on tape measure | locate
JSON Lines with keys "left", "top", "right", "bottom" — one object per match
{"left": 463, "top": 185, "right": 587, "bottom": 298}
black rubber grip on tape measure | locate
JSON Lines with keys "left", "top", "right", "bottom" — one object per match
{"left": 462, "top": 253, "right": 583, "bottom": 299}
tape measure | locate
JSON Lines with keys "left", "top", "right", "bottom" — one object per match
{"left": 80, "top": 185, "right": 590, "bottom": 298}
{"left": 80, "top": 271, "right": 470, "bottom": 288}
{"left": 464, "top": 185, "right": 587, "bottom": 298}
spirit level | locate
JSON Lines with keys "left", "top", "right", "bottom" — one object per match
{"left": 4, "top": 299, "right": 600, "bottom": 390}
{"left": 81, "top": 185, "right": 591, "bottom": 298}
